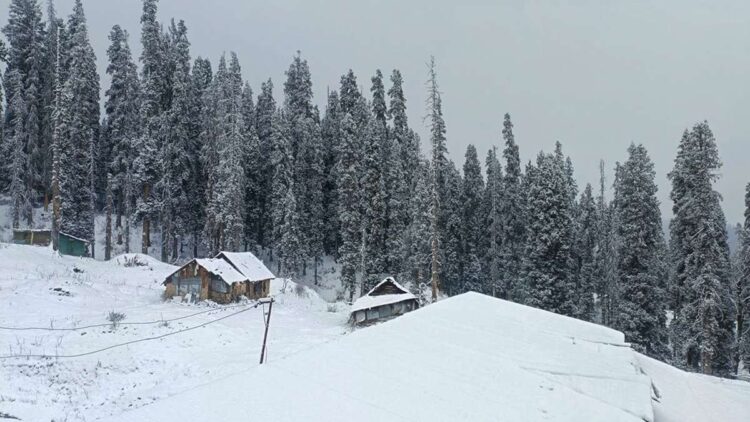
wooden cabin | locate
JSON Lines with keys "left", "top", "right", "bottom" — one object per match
{"left": 13, "top": 229, "right": 89, "bottom": 257}
{"left": 350, "top": 277, "right": 419, "bottom": 325}
{"left": 163, "top": 251, "right": 274, "bottom": 304}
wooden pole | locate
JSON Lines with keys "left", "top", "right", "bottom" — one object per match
{"left": 259, "top": 298, "right": 274, "bottom": 364}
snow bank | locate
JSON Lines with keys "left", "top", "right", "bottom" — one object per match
{"left": 104, "top": 293, "right": 654, "bottom": 422}
{"left": 637, "top": 354, "right": 750, "bottom": 422}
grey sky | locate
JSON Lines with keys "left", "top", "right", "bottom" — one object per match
{"left": 3, "top": 0, "right": 749, "bottom": 224}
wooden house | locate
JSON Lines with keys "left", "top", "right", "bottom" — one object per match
{"left": 13, "top": 229, "right": 89, "bottom": 257}
{"left": 163, "top": 251, "right": 274, "bottom": 303}
{"left": 350, "top": 277, "right": 419, "bottom": 325}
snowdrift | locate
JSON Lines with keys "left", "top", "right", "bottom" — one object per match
{"left": 105, "top": 293, "right": 655, "bottom": 422}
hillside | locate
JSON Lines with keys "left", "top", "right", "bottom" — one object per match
{"left": 2, "top": 243, "right": 749, "bottom": 421}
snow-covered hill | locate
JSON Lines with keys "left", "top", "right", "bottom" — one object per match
{"left": 0, "top": 243, "right": 349, "bottom": 421}
{"left": 2, "top": 243, "right": 749, "bottom": 421}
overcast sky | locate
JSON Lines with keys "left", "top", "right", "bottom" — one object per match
{"left": 2, "top": 0, "right": 749, "bottom": 224}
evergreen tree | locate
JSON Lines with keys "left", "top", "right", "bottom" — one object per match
{"left": 460, "top": 144, "right": 484, "bottom": 294}
{"left": 500, "top": 113, "right": 526, "bottom": 300}
{"left": 254, "top": 79, "right": 276, "bottom": 251}
{"left": 384, "top": 69, "right": 412, "bottom": 274}
{"left": 426, "top": 57, "right": 447, "bottom": 302}
{"left": 522, "top": 150, "right": 576, "bottom": 316}
{"left": 441, "top": 161, "right": 464, "bottom": 295}
{"left": 402, "top": 159, "right": 432, "bottom": 295}
{"left": 737, "top": 187, "right": 750, "bottom": 371}
{"left": 159, "top": 20, "right": 193, "bottom": 261}
{"left": 241, "top": 81, "right": 263, "bottom": 250}
{"left": 58, "top": 0, "right": 99, "bottom": 245}
{"left": 669, "top": 121, "right": 735, "bottom": 375}
{"left": 482, "top": 147, "right": 502, "bottom": 297}
{"left": 361, "top": 70, "right": 389, "bottom": 291}
{"left": 320, "top": 90, "right": 341, "bottom": 256}
{"left": 337, "top": 110, "right": 363, "bottom": 301}
{"left": 5, "top": 70, "right": 32, "bottom": 227}
{"left": 574, "top": 184, "right": 597, "bottom": 321}
{"left": 614, "top": 144, "right": 669, "bottom": 358}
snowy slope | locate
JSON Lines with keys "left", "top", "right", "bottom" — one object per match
{"left": 637, "top": 354, "right": 750, "bottom": 422}
{"left": 104, "top": 293, "right": 655, "bottom": 422}
{"left": 0, "top": 243, "right": 348, "bottom": 421}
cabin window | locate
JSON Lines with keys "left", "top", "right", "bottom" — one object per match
{"left": 178, "top": 277, "right": 201, "bottom": 295}
{"left": 379, "top": 305, "right": 392, "bottom": 318}
{"left": 253, "top": 281, "right": 262, "bottom": 296}
{"left": 211, "top": 278, "right": 229, "bottom": 293}
{"left": 367, "top": 308, "right": 380, "bottom": 320}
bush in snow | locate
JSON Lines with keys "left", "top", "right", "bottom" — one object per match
{"left": 106, "top": 311, "right": 126, "bottom": 330}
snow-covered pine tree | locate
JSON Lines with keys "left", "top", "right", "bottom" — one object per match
{"left": 613, "top": 144, "right": 669, "bottom": 358}
{"left": 136, "top": 0, "right": 165, "bottom": 254}
{"left": 460, "top": 144, "right": 484, "bottom": 294}
{"left": 383, "top": 69, "right": 412, "bottom": 274}
{"left": 482, "top": 147, "right": 502, "bottom": 297}
{"left": 320, "top": 90, "right": 342, "bottom": 257}
{"left": 337, "top": 110, "right": 363, "bottom": 301}
{"left": 426, "top": 57, "right": 447, "bottom": 302}
{"left": 254, "top": 79, "right": 276, "bottom": 252}
{"left": 738, "top": 186, "right": 750, "bottom": 371}
{"left": 361, "top": 70, "right": 389, "bottom": 291}
{"left": 499, "top": 114, "right": 526, "bottom": 301}
{"left": 188, "top": 56, "right": 211, "bottom": 256}
{"left": 2, "top": 0, "right": 47, "bottom": 208}
{"left": 158, "top": 19, "right": 194, "bottom": 261}
{"left": 522, "top": 150, "right": 576, "bottom": 316}
{"left": 594, "top": 160, "right": 619, "bottom": 326}
{"left": 669, "top": 122, "right": 735, "bottom": 375}
{"left": 574, "top": 184, "right": 597, "bottom": 322}
{"left": 402, "top": 159, "right": 432, "bottom": 295}
{"left": 283, "top": 52, "right": 324, "bottom": 279}
{"left": 4, "top": 70, "right": 32, "bottom": 228}
{"left": 441, "top": 161, "right": 464, "bottom": 295}
{"left": 105, "top": 24, "right": 140, "bottom": 253}
{"left": 39, "top": 0, "right": 60, "bottom": 209}
{"left": 58, "top": 0, "right": 99, "bottom": 246}
{"left": 241, "top": 81, "right": 263, "bottom": 251}
{"left": 209, "top": 52, "right": 246, "bottom": 252}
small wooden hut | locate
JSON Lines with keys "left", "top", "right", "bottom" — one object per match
{"left": 12, "top": 229, "right": 89, "bottom": 257}
{"left": 350, "top": 277, "right": 419, "bottom": 325}
{"left": 163, "top": 251, "right": 274, "bottom": 303}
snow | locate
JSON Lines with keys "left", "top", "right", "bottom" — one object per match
{"left": 2, "top": 242, "right": 749, "bottom": 422}
{"left": 103, "top": 293, "right": 654, "bottom": 422}
{"left": 216, "top": 251, "right": 275, "bottom": 281}
{"left": 0, "top": 243, "right": 347, "bottom": 421}
{"left": 351, "top": 277, "right": 418, "bottom": 312}
{"left": 193, "top": 258, "right": 247, "bottom": 284}
{"left": 637, "top": 353, "right": 750, "bottom": 422}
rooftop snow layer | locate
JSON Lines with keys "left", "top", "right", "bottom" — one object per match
{"left": 104, "top": 293, "right": 654, "bottom": 422}
{"left": 216, "top": 251, "right": 275, "bottom": 281}
{"left": 351, "top": 277, "right": 417, "bottom": 312}
{"left": 195, "top": 258, "right": 247, "bottom": 283}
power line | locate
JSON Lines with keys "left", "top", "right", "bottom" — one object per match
{"left": 0, "top": 303, "right": 252, "bottom": 331}
{"left": 0, "top": 303, "right": 261, "bottom": 360}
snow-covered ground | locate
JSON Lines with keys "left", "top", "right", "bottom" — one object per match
{"left": 2, "top": 242, "right": 749, "bottom": 421}
{"left": 0, "top": 243, "right": 349, "bottom": 421}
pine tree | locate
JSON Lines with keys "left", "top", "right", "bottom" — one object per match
{"left": 105, "top": 24, "right": 140, "bottom": 253}
{"left": 737, "top": 187, "right": 750, "bottom": 371}
{"left": 402, "top": 159, "right": 432, "bottom": 295}
{"left": 136, "top": 0, "right": 165, "bottom": 254}
{"left": 188, "top": 56, "right": 211, "bottom": 256}
{"left": 461, "top": 144, "right": 484, "bottom": 294}
{"left": 159, "top": 19, "right": 193, "bottom": 261}
{"left": 57, "top": 0, "right": 99, "bottom": 245}
{"left": 241, "top": 81, "right": 263, "bottom": 250}
{"left": 4, "top": 70, "right": 32, "bottom": 228}
{"left": 320, "top": 90, "right": 341, "bottom": 257}
{"left": 522, "top": 150, "right": 576, "bottom": 316}
{"left": 441, "top": 161, "right": 464, "bottom": 295}
{"left": 613, "top": 144, "right": 669, "bottom": 358}
{"left": 426, "top": 56, "right": 447, "bottom": 302}
{"left": 255, "top": 79, "right": 276, "bottom": 251}
{"left": 500, "top": 114, "right": 526, "bottom": 301}
{"left": 574, "top": 184, "right": 597, "bottom": 321}
{"left": 669, "top": 121, "right": 735, "bottom": 375}
{"left": 384, "top": 69, "right": 412, "bottom": 274}
{"left": 361, "top": 70, "right": 389, "bottom": 291}
{"left": 482, "top": 147, "right": 503, "bottom": 297}
{"left": 337, "top": 111, "right": 362, "bottom": 301}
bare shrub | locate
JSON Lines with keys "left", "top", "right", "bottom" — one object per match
{"left": 106, "top": 311, "right": 126, "bottom": 330}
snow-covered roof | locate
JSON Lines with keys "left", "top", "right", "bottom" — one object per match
{"left": 215, "top": 251, "right": 274, "bottom": 281}
{"left": 350, "top": 277, "right": 417, "bottom": 313}
{"left": 195, "top": 258, "right": 248, "bottom": 284}
{"left": 104, "top": 293, "right": 658, "bottom": 422}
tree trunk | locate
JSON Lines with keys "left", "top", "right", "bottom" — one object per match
{"left": 142, "top": 184, "right": 150, "bottom": 254}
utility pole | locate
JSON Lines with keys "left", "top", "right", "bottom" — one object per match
{"left": 259, "top": 297, "right": 274, "bottom": 364}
